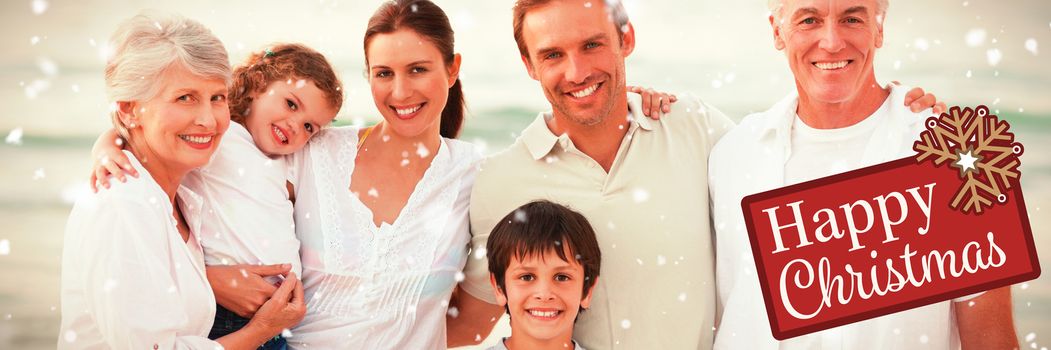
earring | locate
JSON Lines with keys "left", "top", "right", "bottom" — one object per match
{"left": 128, "top": 122, "right": 137, "bottom": 128}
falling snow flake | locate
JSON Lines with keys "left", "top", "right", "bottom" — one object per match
{"left": 513, "top": 209, "right": 528, "bottom": 223}
{"left": 31, "top": 0, "right": 48, "bottom": 15}
{"left": 472, "top": 247, "right": 487, "bottom": 260}
{"left": 103, "top": 278, "right": 118, "bottom": 292}
{"left": 37, "top": 57, "right": 58, "bottom": 76}
{"left": 6, "top": 128, "right": 24, "bottom": 145}
{"left": 632, "top": 188, "right": 650, "bottom": 203}
{"left": 914, "top": 38, "right": 930, "bottom": 51}
{"left": 24, "top": 79, "right": 50, "bottom": 99}
{"left": 416, "top": 143, "right": 430, "bottom": 158}
{"left": 965, "top": 28, "right": 986, "bottom": 47}
{"left": 986, "top": 48, "right": 1002, "bottom": 66}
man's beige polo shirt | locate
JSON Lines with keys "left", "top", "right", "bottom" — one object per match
{"left": 462, "top": 93, "right": 735, "bottom": 350}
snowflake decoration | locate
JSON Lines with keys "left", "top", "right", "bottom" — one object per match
{"left": 913, "top": 105, "right": 1023, "bottom": 214}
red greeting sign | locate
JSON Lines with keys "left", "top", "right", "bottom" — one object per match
{"left": 741, "top": 106, "right": 1040, "bottom": 340}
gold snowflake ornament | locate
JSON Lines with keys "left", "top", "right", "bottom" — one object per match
{"left": 913, "top": 105, "right": 1024, "bottom": 214}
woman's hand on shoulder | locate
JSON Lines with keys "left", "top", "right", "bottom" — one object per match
{"left": 894, "top": 81, "right": 948, "bottom": 115}
{"left": 628, "top": 85, "right": 678, "bottom": 120}
{"left": 90, "top": 129, "right": 137, "bottom": 192}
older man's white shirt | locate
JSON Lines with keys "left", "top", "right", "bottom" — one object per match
{"left": 59, "top": 151, "right": 219, "bottom": 349}
{"left": 709, "top": 85, "right": 973, "bottom": 349}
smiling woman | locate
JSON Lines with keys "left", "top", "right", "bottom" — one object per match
{"left": 282, "top": 1, "right": 484, "bottom": 348}
{"left": 58, "top": 12, "right": 304, "bottom": 350}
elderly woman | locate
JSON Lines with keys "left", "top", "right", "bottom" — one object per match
{"left": 58, "top": 13, "right": 304, "bottom": 349}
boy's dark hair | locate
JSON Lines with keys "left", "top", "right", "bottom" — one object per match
{"left": 486, "top": 200, "right": 602, "bottom": 314}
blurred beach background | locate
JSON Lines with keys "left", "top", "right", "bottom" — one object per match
{"left": 1, "top": 0, "right": 1049, "bottom": 348}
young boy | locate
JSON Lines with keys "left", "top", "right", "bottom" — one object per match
{"left": 486, "top": 200, "right": 602, "bottom": 350}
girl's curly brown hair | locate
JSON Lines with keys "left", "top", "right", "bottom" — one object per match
{"left": 228, "top": 43, "right": 343, "bottom": 125}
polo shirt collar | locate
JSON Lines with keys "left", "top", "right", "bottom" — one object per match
{"left": 626, "top": 92, "right": 656, "bottom": 132}
{"left": 522, "top": 92, "right": 652, "bottom": 160}
{"left": 522, "top": 113, "right": 561, "bottom": 160}
{"left": 756, "top": 84, "right": 921, "bottom": 165}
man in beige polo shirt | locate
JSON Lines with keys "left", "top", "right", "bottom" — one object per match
{"left": 453, "top": 1, "right": 734, "bottom": 349}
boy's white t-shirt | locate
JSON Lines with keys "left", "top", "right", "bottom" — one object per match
{"left": 182, "top": 122, "right": 302, "bottom": 277}
{"left": 485, "top": 338, "right": 585, "bottom": 350}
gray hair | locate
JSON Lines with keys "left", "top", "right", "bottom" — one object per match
{"left": 104, "top": 12, "right": 231, "bottom": 140}
{"left": 767, "top": 0, "right": 888, "bottom": 26}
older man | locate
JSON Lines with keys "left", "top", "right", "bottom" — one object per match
{"left": 708, "top": 0, "right": 1018, "bottom": 349}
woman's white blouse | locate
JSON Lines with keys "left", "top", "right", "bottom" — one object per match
{"left": 59, "top": 151, "right": 219, "bottom": 349}
{"left": 287, "top": 127, "right": 480, "bottom": 349}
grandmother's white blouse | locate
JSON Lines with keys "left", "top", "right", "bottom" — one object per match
{"left": 59, "top": 151, "right": 219, "bottom": 349}
{"left": 287, "top": 127, "right": 480, "bottom": 349}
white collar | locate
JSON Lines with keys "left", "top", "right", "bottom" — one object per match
{"left": 755, "top": 84, "right": 927, "bottom": 160}
{"left": 522, "top": 93, "right": 654, "bottom": 160}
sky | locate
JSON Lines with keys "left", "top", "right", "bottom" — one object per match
{"left": 1, "top": 0, "right": 1049, "bottom": 138}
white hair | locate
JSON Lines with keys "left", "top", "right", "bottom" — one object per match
{"left": 104, "top": 12, "right": 231, "bottom": 140}
{"left": 767, "top": 0, "right": 889, "bottom": 25}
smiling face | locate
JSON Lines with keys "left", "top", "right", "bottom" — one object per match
{"left": 122, "top": 62, "right": 230, "bottom": 175}
{"left": 366, "top": 29, "right": 460, "bottom": 139}
{"left": 772, "top": 0, "right": 884, "bottom": 104}
{"left": 242, "top": 79, "right": 337, "bottom": 156}
{"left": 491, "top": 246, "right": 595, "bottom": 344}
{"left": 519, "top": 0, "right": 635, "bottom": 127}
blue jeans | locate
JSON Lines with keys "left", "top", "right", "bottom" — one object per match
{"left": 209, "top": 304, "right": 287, "bottom": 350}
